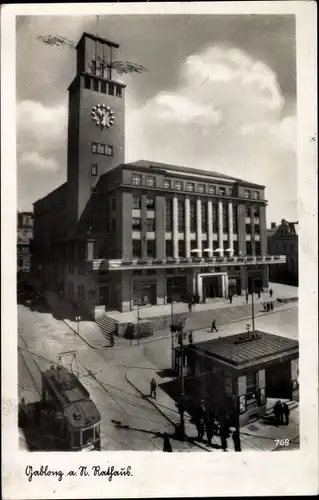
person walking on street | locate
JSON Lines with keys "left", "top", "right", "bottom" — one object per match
{"left": 188, "top": 331, "right": 193, "bottom": 344}
{"left": 269, "top": 288, "right": 273, "bottom": 298}
{"left": 110, "top": 333, "right": 114, "bottom": 347}
{"left": 220, "top": 425, "right": 228, "bottom": 451}
{"left": 211, "top": 319, "right": 218, "bottom": 333}
{"left": 188, "top": 302, "right": 192, "bottom": 312}
{"left": 283, "top": 403, "right": 290, "bottom": 425}
{"left": 245, "top": 291, "right": 249, "bottom": 304}
{"left": 198, "top": 418, "right": 205, "bottom": 441}
{"left": 232, "top": 428, "right": 242, "bottom": 452}
{"left": 266, "top": 302, "right": 270, "bottom": 312}
{"left": 150, "top": 378, "right": 157, "bottom": 399}
{"left": 229, "top": 293, "right": 233, "bottom": 304}
{"left": 263, "top": 303, "right": 267, "bottom": 312}
{"left": 258, "top": 289, "right": 261, "bottom": 299}
{"left": 270, "top": 301, "right": 274, "bottom": 311}
{"left": 163, "top": 432, "right": 172, "bottom": 452}
{"left": 205, "top": 420, "right": 213, "bottom": 446}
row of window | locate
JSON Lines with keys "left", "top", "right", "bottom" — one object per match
{"left": 132, "top": 218, "right": 155, "bottom": 231}
{"left": 131, "top": 239, "right": 261, "bottom": 258}
{"left": 84, "top": 73, "right": 122, "bottom": 98}
{"left": 91, "top": 142, "right": 113, "bottom": 156}
{"left": 132, "top": 197, "right": 155, "bottom": 210}
{"left": 246, "top": 224, "right": 261, "bottom": 235}
{"left": 244, "top": 189, "right": 260, "bottom": 200}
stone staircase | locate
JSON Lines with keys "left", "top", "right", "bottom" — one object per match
{"left": 95, "top": 315, "right": 118, "bottom": 342}
{"left": 185, "top": 304, "right": 257, "bottom": 331}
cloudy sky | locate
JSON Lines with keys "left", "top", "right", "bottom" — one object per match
{"left": 16, "top": 14, "right": 297, "bottom": 224}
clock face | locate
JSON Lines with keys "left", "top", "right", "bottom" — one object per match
{"left": 91, "top": 104, "right": 115, "bottom": 129}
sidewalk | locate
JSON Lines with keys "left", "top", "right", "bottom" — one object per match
{"left": 126, "top": 368, "right": 299, "bottom": 452}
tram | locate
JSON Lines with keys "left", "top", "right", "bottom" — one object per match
{"left": 19, "top": 366, "right": 101, "bottom": 451}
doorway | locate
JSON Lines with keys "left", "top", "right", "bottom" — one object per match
{"left": 266, "top": 360, "right": 292, "bottom": 400}
{"left": 203, "top": 276, "right": 223, "bottom": 299}
{"left": 99, "top": 286, "right": 110, "bottom": 309}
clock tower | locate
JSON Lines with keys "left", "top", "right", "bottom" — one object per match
{"left": 66, "top": 32, "right": 126, "bottom": 230}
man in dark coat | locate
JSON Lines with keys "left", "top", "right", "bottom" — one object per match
{"left": 283, "top": 403, "right": 290, "bottom": 425}
{"left": 205, "top": 420, "right": 213, "bottom": 446}
{"left": 274, "top": 400, "right": 282, "bottom": 426}
{"left": 270, "top": 301, "right": 274, "bottom": 311}
{"left": 220, "top": 424, "right": 228, "bottom": 451}
{"left": 269, "top": 288, "right": 273, "bottom": 298}
{"left": 232, "top": 428, "right": 242, "bottom": 452}
{"left": 150, "top": 378, "right": 157, "bottom": 399}
{"left": 188, "top": 331, "right": 193, "bottom": 344}
{"left": 198, "top": 418, "right": 205, "bottom": 441}
{"left": 229, "top": 293, "right": 233, "bottom": 304}
{"left": 267, "top": 302, "right": 270, "bottom": 312}
{"left": 211, "top": 320, "right": 218, "bottom": 332}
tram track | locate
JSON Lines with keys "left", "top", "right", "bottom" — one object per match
{"left": 18, "top": 330, "right": 42, "bottom": 398}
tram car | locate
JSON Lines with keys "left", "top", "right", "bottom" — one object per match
{"left": 19, "top": 366, "right": 101, "bottom": 451}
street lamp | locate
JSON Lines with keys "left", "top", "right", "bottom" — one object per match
{"left": 177, "top": 324, "right": 186, "bottom": 440}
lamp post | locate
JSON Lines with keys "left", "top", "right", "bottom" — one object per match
{"left": 177, "top": 325, "right": 186, "bottom": 440}
{"left": 75, "top": 315, "right": 81, "bottom": 336}
{"left": 137, "top": 298, "right": 140, "bottom": 345}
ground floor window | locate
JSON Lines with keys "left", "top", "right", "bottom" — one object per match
{"left": 166, "top": 276, "right": 188, "bottom": 302}
{"left": 132, "top": 282, "right": 157, "bottom": 306}
{"left": 246, "top": 372, "right": 257, "bottom": 406}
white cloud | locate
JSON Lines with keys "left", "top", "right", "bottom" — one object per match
{"left": 19, "top": 151, "right": 59, "bottom": 172}
{"left": 126, "top": 44, "right": 297, "bottom": 222}
{"left": 17, "top": 99, "right": 67, "bottom": 172}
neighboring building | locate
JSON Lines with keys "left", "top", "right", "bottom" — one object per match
{"left": 174, "top": 331, "right": 299, "bottom": 427}
{"left": 267, "top": 219, "right": 298, "bottom": 286}
{"left": 32, "top": 32, "right": 286, "bottom": 318}
{"left": 17, "top": 211, "right": 33, "bottom": 274}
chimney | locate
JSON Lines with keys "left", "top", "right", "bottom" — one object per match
{"left": 271, "top": 222, "right": 276, "bottom": 229}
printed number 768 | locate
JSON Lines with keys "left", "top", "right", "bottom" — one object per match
{"left": 275, "top": 439, "right": 290, "bottom": 446}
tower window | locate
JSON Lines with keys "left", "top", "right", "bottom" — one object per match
{"left": 91, "top": 164, "right": 98, "bottom": 176}
{"left": 84, "top": 75, "right": 91, "bottom": 89}
{"left": 146, "top": 176, "right": 156, "bottom": 188}
{"left": 93, "top": 79, "right": 99, "bottom": 92}
{"left": 91, "top": 186, "right": 97, "bottom": 194}
{"left": 108, "top": 83, "right": 114, "bottom": 96}
{"left": 97, "top": 143, "right": 105, "bottom": 155}
{"left": 101, "top": 81, "right": 107, "bottom": 94}
{"left": 91, "top": 142, "right": 113, "bottom": 156}
{"left": 116, "top": 85, "right": 122, "bottom": 98}
{"left": 105, "top": 145, "right": 113, "bottom": 156}
{"left": 132, "top": 174, "right": 142, "bottom": 186}
{"left": 91, "top": 142, "right": 98, "bottom": 153}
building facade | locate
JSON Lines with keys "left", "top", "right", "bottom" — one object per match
{"left": 32, "top": 32, "right": 286, "bottom": 318}
{"left": 267, "top": 219, "right": 298, "bottom": 286}
{"left": 17, "top": 211, "right": 33, "bottom": 275}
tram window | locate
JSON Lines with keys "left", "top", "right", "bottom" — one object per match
{"left": 72, "top": 431, "right": 81, "bottom": 448}
{"left": 82, "top": 427, "right": 94, "bottom": 446}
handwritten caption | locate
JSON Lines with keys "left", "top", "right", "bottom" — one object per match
{"left": 25, "top": 465, "right": 132, "bottom": 483}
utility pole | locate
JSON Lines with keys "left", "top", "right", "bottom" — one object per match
{"left": 177, "top": 325, "right": 185, "bottom": 440}
{"left": 251, "top": 279, "right": 255, "bottom": 332}
{"left": 137, "top": 299, "right": 140, "bottom": 345}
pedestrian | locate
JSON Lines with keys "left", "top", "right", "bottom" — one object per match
{"left": 279, "top": 401, "right": 284, "bottom": 425}
{"left": 270, "top": 301, "right": 274, "bottom": 311}
{"left": 188, "top": 302, "right": 192, "bottom": 312}
{"left": 283, "top": 403, "right": 290, "bottom": 425}
{"left": 232, "top": 428, "right": 242, "bottom": 452}
{"left": 229, "top": 293, "right": 233, "bottom": 304}
{"left": 266, "top": 302, "right": 270, "bottom": 312}
{"left": 163, "top": 432, "right": 172, "bottom": 452}
{"left": 220, "top": 425, "right": 228, "bottom": 451}
{"left": 198, "top": 417, "right": 205, "bottom": 441}
{"left": 263, "top": 302, "right": 267, "bottom": 312}
{"left": 211, "top": 319, "right": 218, "bottom": 333}
{"left": 269, "top": 288, "right": 273, "bottom": 298}
{"left": 258, "top": 289, "right": 261, "bottom": 299}
{"left": 245, "top": 292, "right": 249, "bottom": 304}
{"left": 274, "top": 400, "right": 282, "bottom": 426}
{"left": 205, "top": 420, "right": 213, "bottom": 446}
{"left": 110, "top": 333, "right": 114, "bottom": 347}
{"left": 188, "top": 331, "right": 193, "bottom": 344}
{"left": 150, "top": 378, "right": 157, "bottom": 399}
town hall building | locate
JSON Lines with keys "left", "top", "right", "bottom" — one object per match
{"left": 32, "top": 32, "right": 286, "bottom": 318}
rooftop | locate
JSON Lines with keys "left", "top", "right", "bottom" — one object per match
{"left": 121, "top": 159, "right": 265, "bottom": 188}
{"left": 188, "top": 331, "right": 298, "bottom": 367}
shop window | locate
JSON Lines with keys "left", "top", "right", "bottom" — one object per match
{"left": 132, "top": 196, "right": 141, "bottom": 209}
{"left": 146, "top": 219, "right": 155, "bottom": 231}
{"left": 93, "top": 79, "right": 99, "bottom": 92}
{"left": 84, "top": 75, "right": 91, "bottom": 89}
{"left": 246, "top": 372, "right": 257, "bottom": 402}
{"left": 132, "top": 174, "right": 142, "bottom": 186}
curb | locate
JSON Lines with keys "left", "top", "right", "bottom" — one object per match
{"left": 125, "top": 371, "right": 211, "bottom": 452}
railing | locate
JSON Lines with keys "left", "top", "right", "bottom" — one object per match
{"left": 99, "top": 254, "right": 286, "bottom": 269}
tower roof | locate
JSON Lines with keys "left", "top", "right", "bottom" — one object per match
{"left": 76, "top": 32, "right": 119, "bottom": 50}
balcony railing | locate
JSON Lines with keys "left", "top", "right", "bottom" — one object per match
{"left": 93, "top": 254, "right": 287, "bottom": 270}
